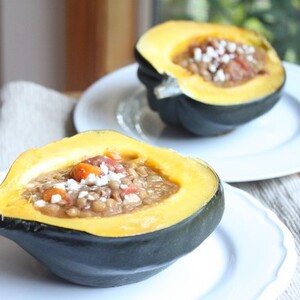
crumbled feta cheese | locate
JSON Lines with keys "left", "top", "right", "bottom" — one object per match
{"left": 227, "top": 42, "right": 237, "bottom": 53}
{"left": 100, "top": 162, "right": 109, "bottom": 175}
{"left": 214, "top": 69, "right": 226, "bottom": 82}
{"left": 96, "top": 175, "right": 109, "bottom": 186}
{"left": 220, "top": 39, "right": 227, "bottom": 47}
{"left": 107, "top": 171, "right": 126, "bottom": 182}
{"left": 87, "top": 194, "right": 95, "bottom": 201}
{"left": 217, "top": 46, "right": 225, "bottom": 56}
{"left": 246, "top": 55, "right": 254, "bottom": 62}
{"left": 221, "top": 54, "right": 230, "bottom": 64}
{"left": 123, "top": 194, "right": 141, "bottom": 204}
{"left": 78, "top": 191, "right": 88, "bottom": 198}
{"left": 247, "top": 46, "right": 255, "bottom": 53}
{"left": 66, "top": 179, "right": 81, "bottom": 190}
{"left": 100, "top": 197, "right": 107, "bottom": 202}
{"left": 206, "top": 46, "right": 217, "bottom": 58}
{"left": 53, "top": 182, "right": 66, "bottom": 190}
{"left": 209, "top": 64, "right": 217, "bottom": 73}
{"left": 202, "top": 54, "right": 212, "bottom": 63}
{"left": 84, "top": 173, "right": 97, "bottom": 185}
{"left": 51, "top": 194, "right": 62, "bottom": 203}
{"left": 34, "top": 200, "right": 47, "bottom": 208}
{"left": 120, "top": 184, "right": 128, "bottom": 189}
{"left": 193, "top": 47, "right": 202, "bottom": 61}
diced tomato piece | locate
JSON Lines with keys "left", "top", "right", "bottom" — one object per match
{"left": 43, "top": 188, "right": 67, "bottom": 202}
{"left": 123, "top": 184, "right": 139, "bottom": 195}
{"left": 234, "top": 57, "right": 253, "bottom": 72}
{"left": 71, "top": 163, "right": 102, "bottom": 182}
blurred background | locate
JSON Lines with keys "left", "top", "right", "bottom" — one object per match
{"left": 0, "top": 0, "right": 299, "bottom": 92}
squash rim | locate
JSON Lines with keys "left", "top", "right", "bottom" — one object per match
{"left": 0, "top": 131, "right": 220, "bottom": 237}
{"left": 136, "top": 20, "right": 285, "bottom": 105}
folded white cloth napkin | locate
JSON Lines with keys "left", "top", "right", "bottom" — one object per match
{"left": 0, "top": 81, "right": 76, "bottom": 170}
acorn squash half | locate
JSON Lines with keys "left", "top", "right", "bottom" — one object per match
{"left": 0, "top": 130, "right": 224, "bottom": 287}
{"left": 135, "top": 21, "right": 285, "bottom": 136}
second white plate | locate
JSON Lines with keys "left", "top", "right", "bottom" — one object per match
{"left": 74, "top": 62, "right": 300, "bottom": 182}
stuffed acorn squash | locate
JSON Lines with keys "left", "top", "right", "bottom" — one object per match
{"left": 0, "top": 130, "right": 224, "bottom": 287}
{"left": 135, "top": 21, "right": 285, "bottom": 136}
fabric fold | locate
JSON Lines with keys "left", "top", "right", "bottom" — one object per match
{"left": 0, "top": 81, "right": 77, "bottom": 170}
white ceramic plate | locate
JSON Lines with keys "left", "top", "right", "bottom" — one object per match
{"left": 0, "top": 171, "right": 297, "bottom": 300}
{"left": 74, "top": 62, "right": 300, "bottom": 182}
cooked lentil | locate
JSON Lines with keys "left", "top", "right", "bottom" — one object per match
{"left": 173, "top": 37, "right": 266, "bottom": 87}
{"left": 22, "top": 154, "right": 178, "bottom": 218}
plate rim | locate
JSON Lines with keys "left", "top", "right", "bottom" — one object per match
{"left": 223, "top": 183, "right": 297, "bottom": 300}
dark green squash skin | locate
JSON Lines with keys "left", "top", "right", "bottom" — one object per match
{"left": 0, "top": 181, "right": 224, "bottom": 287}
{"left": 135, "top": 49, "right": 285, "bottom": 136}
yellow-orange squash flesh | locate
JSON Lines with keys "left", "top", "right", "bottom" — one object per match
{"left": 0, "top": 131, "right": 219, "bottom": 237}
{"left": 136, "top": 21, "right": 285, "bottom": 105}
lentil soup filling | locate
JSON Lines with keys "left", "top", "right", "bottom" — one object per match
{"left": 23, "top": 153, "right": 179, "bottom": 218}
{"left": 173, "top": 37, "right": 267, "bottom": 87}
